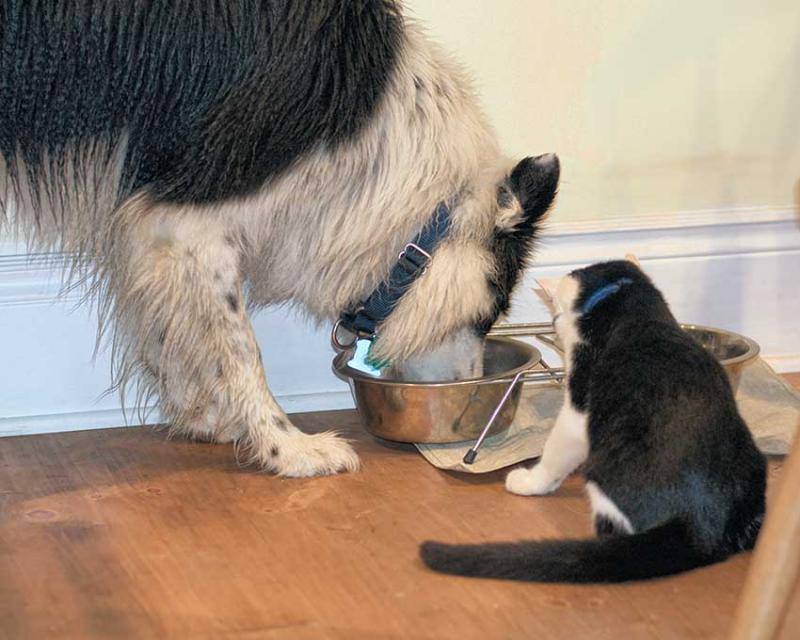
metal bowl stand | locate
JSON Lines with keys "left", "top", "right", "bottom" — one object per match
{"left": 462, "top": 322, "right": 566, "bottom": 464}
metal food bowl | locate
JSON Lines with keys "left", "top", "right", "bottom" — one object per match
{"left": 332, "top": 322, "right": 760, "bottom": 446}
{"left": 332, "top": 336, "right": 558, "bottom": 444}
{"left": 681, "top": 324, "right": 760, "bottom": 391}
{"left": 490, "top": 322, "right": 760, "bottom": 393}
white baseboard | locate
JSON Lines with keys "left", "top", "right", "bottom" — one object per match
{"left": 0, "top": 205, "right": 798, "bottom": 436}
{"left": 0, "top": 390, "right": 355, "bottom": 438}
{"left": 763, "top": 355, "right": 800, "bottom": 375}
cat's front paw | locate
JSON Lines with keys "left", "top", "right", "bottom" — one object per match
{"left": 505, "top": 465, "right": 561, "bottom": 496}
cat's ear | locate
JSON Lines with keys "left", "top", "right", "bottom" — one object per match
{"left": 494, "top": 154, "right": 560, "bottom": 234}
{"left": 625, "top": 254, "right": 641, "bottom": 267}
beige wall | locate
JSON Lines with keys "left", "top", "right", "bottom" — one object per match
{"left": 407, "top": 0, "right": 800, "bottom": 222}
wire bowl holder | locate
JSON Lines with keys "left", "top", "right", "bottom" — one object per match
{"left": 332, "top": 319, "right": 759, "bottom": 466}
{"left": 463, "top": 322, "right": 566, "bottom": 464}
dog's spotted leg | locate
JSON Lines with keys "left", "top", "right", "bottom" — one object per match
{"left": 112, "top": 208, "right": 359, "bottom": 476}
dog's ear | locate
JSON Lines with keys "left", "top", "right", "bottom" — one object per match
{"left": 494, "top": 153, "right": 559, "bottom": 234}
{"left": 479, "top": 154, "right": 560, "bottom": 333}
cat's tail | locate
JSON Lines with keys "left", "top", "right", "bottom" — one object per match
{"left": 420, "top": 519, "right": 722, "bottom": 583}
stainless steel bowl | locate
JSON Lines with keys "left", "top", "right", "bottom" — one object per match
{"left": 682, "top": 324, "right": 760, "bottom": 391}
{"left": 332, "top": 337, "right": 544, "bottom": 443}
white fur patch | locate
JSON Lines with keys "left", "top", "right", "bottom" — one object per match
{"left": 393, "top": 327, "right": 484, "bottom": 381}
{"left": 494, "top": 195, "right": 524, "bottom": 231}
{"left": 586, "top": 481, "right": 634, "bottom": 534}
{"left": 505, "top": 394, "right": 589, "bottom": 496}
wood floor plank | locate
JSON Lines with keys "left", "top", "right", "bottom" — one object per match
{"left": 0, "top": 379, "right": 798, "bottom": 639}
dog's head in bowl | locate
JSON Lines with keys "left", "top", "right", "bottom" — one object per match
{"left": 372, "top": 154, "right": 560, "bottom": 383}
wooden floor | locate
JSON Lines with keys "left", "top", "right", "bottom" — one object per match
{"left": 2, "top": 375, "right": 799, "bottom": 640}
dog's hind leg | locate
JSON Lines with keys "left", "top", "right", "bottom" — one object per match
{"left": 109, "top": 203, "right": 359, "bottom": 476}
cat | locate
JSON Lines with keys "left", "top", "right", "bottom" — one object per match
{"left": 421, "top": 260, "right": 767, "bottom": 582}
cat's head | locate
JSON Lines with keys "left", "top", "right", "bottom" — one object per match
{"left": 553, "top": 260, "right": 673, "bottom": 351}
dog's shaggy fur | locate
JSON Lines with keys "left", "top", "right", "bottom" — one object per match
{"left": 0, "top": 1, "right": 560, "bottom": 476}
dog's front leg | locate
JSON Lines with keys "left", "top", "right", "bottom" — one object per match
{"left": 112, "top": 210, "right": 359, "bottom": 477}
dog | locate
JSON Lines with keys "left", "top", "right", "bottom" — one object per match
{"left": 0, "top": 1, "right": 560, "bottom": 476}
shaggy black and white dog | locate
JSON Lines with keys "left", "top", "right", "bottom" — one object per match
{"left": 0, "top": 1, "right": 560, "bottom": 476}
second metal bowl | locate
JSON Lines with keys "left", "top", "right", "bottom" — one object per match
{"left": 489, "top": 323, "right": 760, "bottom": 391}
{"left": 681, "top": 324, "right": 760, "bottom": 391}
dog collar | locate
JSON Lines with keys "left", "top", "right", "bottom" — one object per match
{"left": 581, "top": 277, "right": 634, "bottom": 314}
{"left": 338, "top": 201, "right": 452, "bottom": 339}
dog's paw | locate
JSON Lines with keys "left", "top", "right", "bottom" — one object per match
{"left": 505, "top": 464, "right": 560, "bottom": 496}
{"left": 274, "top": 430, "right": 360, "bottom": 478}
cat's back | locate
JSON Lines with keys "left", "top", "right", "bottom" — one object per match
{"left": 595, "top": 319, "right": 728, "bottom": 397}
{"left": 587, "top": 318, "right": 753, "bottom": 462}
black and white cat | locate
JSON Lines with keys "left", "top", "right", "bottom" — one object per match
{"left": 421, "top": 260, "right": 767, "bottom": 582}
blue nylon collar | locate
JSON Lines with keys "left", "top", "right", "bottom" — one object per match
{"left": 339, "top": 201, "right": 452, "bottom": 338}
{"left": 581, "top": 277, "right": 633, "bottom": 314}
